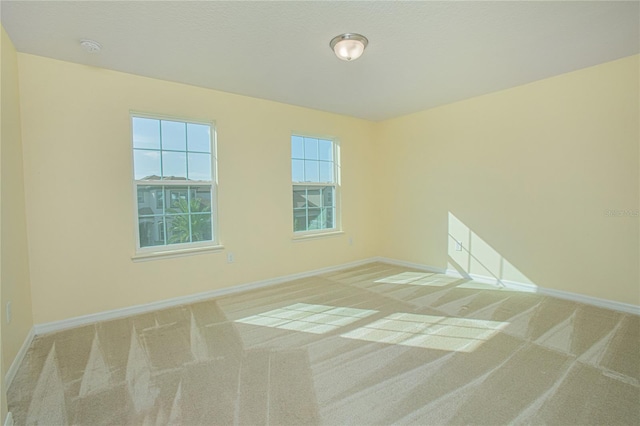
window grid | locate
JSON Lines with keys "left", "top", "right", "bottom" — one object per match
{"left": 133, "top": 115, "right": 216, "bottom": 251}
{"left": 293, "top": 186, "right": 335, "bottom": 230}
{"left": 292, "top": 135, "right": 338, "bottom": 233}
{"left": 136, "top": 185, "right": 213, "bottom": 247}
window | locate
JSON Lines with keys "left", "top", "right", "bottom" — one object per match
{"left": 291, "top": 135, "right": 340, "bottom": 234}
{"left": 132, "top": 115, "right": 217, "bottom": 252}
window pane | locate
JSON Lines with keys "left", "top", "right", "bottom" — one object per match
{"left": 304, "top": 138, "right": 318, "bottom": 160}
{"left": 187, "top": 123, "right": 211, "bottom": 153}
{"left": 190, "top": 213, "right": 212, "bottom": 242}
{"left": 166, "top": 214, "right": 191, "bottom": 244}
{"left": 188, "top": 153, "right": 212, "bottom": 181}
{"left": 190, "top": 186, "right": 212, "bottom": 211}
{"left": 306, "top": 189, "right": 321, "bottom": 208}
{"left": 292, "top": 159, "right": 304, "bottom": 182}
{"left": 323, "top": 208, "right": 335, "bottom": 229}
{"left": 319, "top": 161, "right": 333, "bottom": 183}
{"left": 162, "top": 151, "right": 187, "bottom": 180}
{"left": 161, "top": 120, "right": 186, "bottom": 151}
{"left": 137, "top": 186, "right": 163, "bottom": 216}
{"left": 292, "top": 136, "right": 304, "bottom": 159}
{"left": 293, "top": 188, "right": 306, "bottom": 208}
{"left": 133, "top": 117, "right": 160, "bottom": 150}
{"left": 137, "top": 187, "right": 150, "bottom": 215}
{"left": 319, "top": 139, "right": 333, "bottom": 161}
{"left": 133, "top": 149, "right": 161, "bottom": 180}
{"left": 307, "top": 208, "right": 322, "bottom": 230}
{"left": 139, "top": 215, "right": 165, "bottom": 247}
{"left": 155, "top": 189, "right": 164, "bottom": 210}
{"left": 165, "top": 187, "right": 189, "bottom": 211}
{"left": 304, "top": 160, "right": 319, "bottom": 182}
{"left": 321, "top": 186, "right": 334, "bottom": 208}
{"left": 294, "top": 210, "right": 307, "bottom": 232}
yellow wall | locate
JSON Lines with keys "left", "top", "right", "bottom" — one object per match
{"left": 13, "top": 50, "right": 640, "bottom": 326}
{"left": 1, "top": 27, "right": 34, "bottom": 404}
{"left": 377, "top": 55, "right": 639, "bottom": 305}
{"left": 17, "top": 53, "right": 380, "bottom": 324}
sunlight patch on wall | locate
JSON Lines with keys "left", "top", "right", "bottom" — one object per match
{"left": 340, "top": 313, "right": 508, "bottom": 352}
{"left": 375, "top": 272, "right": 459, "bottom": 287}
{"left": 448, "top": 212, "right": 536, "bottom": 288}
{"left": 234, "top": 303, "right": 378, "bottom": 334}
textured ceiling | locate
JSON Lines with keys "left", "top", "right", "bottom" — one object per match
{"left": 2, "top": 1, "right": 638, "bottom": 121}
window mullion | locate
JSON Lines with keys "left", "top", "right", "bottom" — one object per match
{"left": 187, "top": 186, "right": 193, "bottom": 243}
{"left": 305, "top": 187, "right": 309, "bottom": 232}
{"left": 184, "top": 123, "right": 192, "bottom": 244}
{"left": 162, "top": 197, "right": 168, "bottom": 244}
{"left": 159, "top": 120, "right": 164, "bottom": 178}
{"left": 184, "top": 123, "right": 189, "bottom": 182}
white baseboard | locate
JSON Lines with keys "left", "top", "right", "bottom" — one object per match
{"left": 537, "top": 286, "right": 640, "bottom": 315}
{"left": 443, "top": 266, "right": 639, "bottom": 315}
{"left": 445, "top": 268, "right": 537, "bottom": 292}
{"left": 4, "top": 327, "right": 35, "bottom": 388}
{"left": 368, "top": 258, "right": 639, "bottom": 315}
{"left": 31, "top": 256, "right": 639, "bottom": 337}
{"left": 33, "top": 257, "right": 378, "bottom": 335}
{"left": 4, "top": 412, "right": 13, "bottom": 426}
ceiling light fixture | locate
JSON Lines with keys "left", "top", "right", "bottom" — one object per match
{"left": 330, "top": 33, "right": 368, "bottom": 61}
{"left": 80, "top": 39, "right": 102, "bottom": 53}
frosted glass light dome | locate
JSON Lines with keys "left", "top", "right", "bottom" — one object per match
{"left": 330, "top": 33, "right": 368, "bottom": 61}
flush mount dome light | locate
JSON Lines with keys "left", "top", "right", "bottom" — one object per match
{"left": 330, "top": 33, "right": 368, "bottom": 61}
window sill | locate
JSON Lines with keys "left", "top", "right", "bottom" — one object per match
{"left": 292, "top": 231, "right": 344, "bottom": 242}
{"left": 132, "top": 244, "right": 224, "bottom": 262}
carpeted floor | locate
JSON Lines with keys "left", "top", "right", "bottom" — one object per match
{"left": 7, "top": 262, "right": 640, "bottom": 425}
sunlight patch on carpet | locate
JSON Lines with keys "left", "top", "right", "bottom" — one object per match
{"left": 375, "top": 272, "right": 459, "bottom": 287}
{"left": 341, "top": 313, "right": 509, "bottom": 352}
{"left": 235, "top": 303, "right": 378, "bottom": 334}
{"left": 456, "top": 281, "right": 536, "bottom": 293}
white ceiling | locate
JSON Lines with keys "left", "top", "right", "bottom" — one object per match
{"left": 2, "top": 1, "right": 638, "bottom": 121}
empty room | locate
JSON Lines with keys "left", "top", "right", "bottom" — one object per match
{"left": 1, "top": 1, "right": 638, "bottom": 425}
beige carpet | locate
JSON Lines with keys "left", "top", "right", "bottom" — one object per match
{"left": 7, "top": 262, "right": 640, "bottom": 425}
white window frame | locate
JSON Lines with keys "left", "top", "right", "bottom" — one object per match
{"left": 291, "top": 133, "right": 341, "bottom": 237}
{"left": 131, "top": 112, "right": 220, "bottom": 259}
